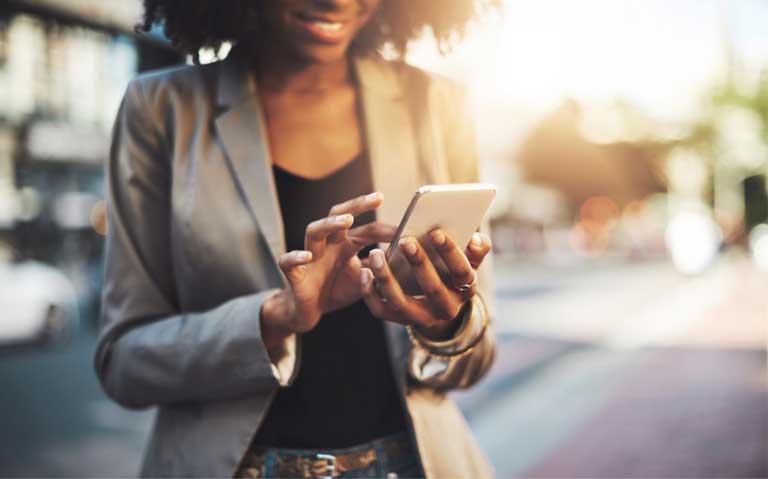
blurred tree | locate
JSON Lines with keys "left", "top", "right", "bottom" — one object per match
{"left": 689, "top": 70, "right": 768, "bottom": 233}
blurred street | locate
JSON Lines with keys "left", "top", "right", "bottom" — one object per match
{"left": 1, "top": 253, "right": 765, "bottom": 477}
{"left": 456, "top": 252, "right": 767, "bottom": 477}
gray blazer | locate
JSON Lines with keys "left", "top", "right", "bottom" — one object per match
{"left": 96, "top": 48, "right": 496, "bottom": 478}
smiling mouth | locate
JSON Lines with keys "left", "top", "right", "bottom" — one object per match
{"left": 294, "top": 12, "right": 350, "bottom": 41}
{"left": 311, "top": 19, "right": 344, "bottom": 32}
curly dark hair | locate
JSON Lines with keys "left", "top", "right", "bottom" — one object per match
{"left": 138, "top": 0, "right": 500, "bottom": 61}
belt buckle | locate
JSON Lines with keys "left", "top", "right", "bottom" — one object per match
{"left": 315, "top": 453, "right": 336, "bottom": 478}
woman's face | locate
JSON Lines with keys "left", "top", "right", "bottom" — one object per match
{"left": 260, "top": 0, "right": 382, "bottom": 64}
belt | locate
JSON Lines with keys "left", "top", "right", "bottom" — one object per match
{"left": 237, "top": 434, "right": 413, "bottom": 478}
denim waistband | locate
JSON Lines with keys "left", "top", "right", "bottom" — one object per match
{"left": 256, "top": 431, "right": 412, "bottom": 457}
{"left": 237, "top": 432, "right": 420, "bottom": 478}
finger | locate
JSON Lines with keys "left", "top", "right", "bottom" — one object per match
{"left": 428, "top": 229, "right": 476, "bottom": 292}
{"left": 342, "top": 222, "right": 398, "bottom": 257}
{"left": 304, "top": 214, "right": 354, "bottom": 256}
{"left": 361, "top": 265, "right": 428, "bottom": 326}
{"left": 278, "top": 250, "right": 313, "bottom": 282}
{"left": 336, "top": 254, "right": 362, "bottom": 284}
{"left": 398, "top": 237, "right": 464, "bottom": 320}
{"left": 359, "top": 267, "right": 397, "bottom": 321}
{"left": 329, "top": 192, "right": 383, "bottom": 217}
{"left": 348, "top": 222, "right": 398, "bottom": 244}
{"left": 368, "top": 249, "right": 412, "bottom": 314}
{"left": 327, "top": 193, "right": 383, "bottom": 244}
{"left": 465, "top": 232, "right": 492, "bottom": 269}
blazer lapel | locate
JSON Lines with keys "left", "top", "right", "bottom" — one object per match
{"left": 214, "top": 52, "right": 287, "bottom": 285}
{"left": 355, "top": 57, "right": 421, "bottom": 228}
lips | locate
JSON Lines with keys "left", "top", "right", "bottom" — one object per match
{"left": 294, "top": 12, "right": 351, "bottom": 43}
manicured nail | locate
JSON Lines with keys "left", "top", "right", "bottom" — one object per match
{"left": 372, "top": 250, "right": 384, "bottom": 269}
{"left": 471, "top": 233, "right": 482, "bottom": 247}
{"left": 335, "top": 214, "right": 352, "bottom": 223}
{"left": 430, "top": 229, "right": 446, "bottom": 246}
{"left": 400, "top": 238, "right": 417, "bottom": 256}
{"left": 360, "top": 269, "right": 370, "bottom": 286}
{"left": 367, "top": 192, "right": 382, "bottom": 202}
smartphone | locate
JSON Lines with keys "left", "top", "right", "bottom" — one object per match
{"left": 385, "top": 184, "right": 496, "bottom": 296}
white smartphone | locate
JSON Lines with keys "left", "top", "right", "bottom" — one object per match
{"left": 385, "top": 183, "right": 496, "bottom": 296}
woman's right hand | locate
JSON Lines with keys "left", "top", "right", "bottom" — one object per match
{"left": 260, "top": 192, "right": 395, "bottom": 344}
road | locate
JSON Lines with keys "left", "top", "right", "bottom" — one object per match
{"left": 0, "top": 253, "right": 765, "bottom": 477}
{"left": 455, "top": 253, "right": 767, "bottom": 477}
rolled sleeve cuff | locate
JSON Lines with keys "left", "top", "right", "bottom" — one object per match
{"left": 407, "top": 294, "right": 489, "bottom": 357}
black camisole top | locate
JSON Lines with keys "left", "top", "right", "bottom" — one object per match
{"left": 252, "top": 151, "right": 407, "bottom": 448}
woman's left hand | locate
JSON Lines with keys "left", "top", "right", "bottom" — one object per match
{"left": 360, "top": 229, "right": 492, "bottom": 340}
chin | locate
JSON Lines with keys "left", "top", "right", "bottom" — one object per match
{"left": 295, "top": 42, "right": 353, "bottom": 64}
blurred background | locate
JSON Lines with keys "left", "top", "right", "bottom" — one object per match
{"left": 0, "top": 0, "right": 765, "bottom": 477}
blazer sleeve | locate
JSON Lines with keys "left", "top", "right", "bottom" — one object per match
{"left": 94, "top": 79, "right": 297, "bottom": 410}
{"left": 407, "top": 78, "right": 497, "bottom": 390}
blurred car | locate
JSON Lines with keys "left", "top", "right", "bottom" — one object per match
{"left": 0, "top": 260, "right": 77, "bottom": 348}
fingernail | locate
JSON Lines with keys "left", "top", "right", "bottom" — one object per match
{"left": 297, "top": 251, "right": 312, "bottom": 261}
{"left": 360, "top": 269, "right": 370, "bottom": 286}
{"left": 367, "top": 192, "right": 382, "bottom": 202}
{"left": 335, "top": 214, "right": 352, "bottom": 223}
{"left": 431, "top": 229, "right": 446, "bottom": 245}
{"left": 372, "top": 250, "right": 384, "bottom": 269}
{"left": 471, "top": 233, "right": 482, "bottom": 247}
{"left": 400, "top": 238, "right": 417, "bottom": 255}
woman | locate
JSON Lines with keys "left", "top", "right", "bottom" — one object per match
{"left": 96, "top": 1, "right": 498, "bottom": 477}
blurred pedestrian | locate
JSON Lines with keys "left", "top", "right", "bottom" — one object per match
{"left": 95, "top": 1, "right": 497, "bottom": 477}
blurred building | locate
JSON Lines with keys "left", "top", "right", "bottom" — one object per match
{"left": 0, "top": 0, "right": 181, "bottom": 332}
{"left": 516, "top": 99, "right": 667, "bottom": 211}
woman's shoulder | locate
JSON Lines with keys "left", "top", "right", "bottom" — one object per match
{"left": 124, "top": 61, "right": 219, "bottom": 113}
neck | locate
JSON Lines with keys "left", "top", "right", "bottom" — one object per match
{"left": 251, "top": 43, "right": 352, "bottom": 95}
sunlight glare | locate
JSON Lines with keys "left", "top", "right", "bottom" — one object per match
{"left": 409, "top": 0, "right": 729, "bottom": 122}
